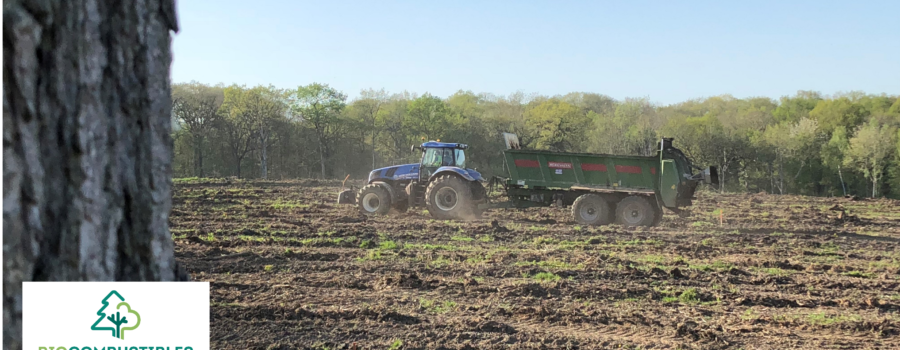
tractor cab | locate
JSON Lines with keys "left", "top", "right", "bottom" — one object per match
{"left": 414, "top": 141, "right": 470, "bottom": 181}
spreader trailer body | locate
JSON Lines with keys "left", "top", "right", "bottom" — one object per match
{"left": 493, "top": 134, "right": 718, "bottom": 226}
{"left": 337, "top": 133, "right": 717, "bottom": 226}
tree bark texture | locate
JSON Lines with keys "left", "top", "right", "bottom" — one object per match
{"left": 3, "top": 1, "right": 183, "bottom": 349}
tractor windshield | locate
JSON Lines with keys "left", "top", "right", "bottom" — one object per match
{"left": 423, "top": 148, "right": 454, "bottom": 167}
{"left": 454, "top": 149, "right": 466, "bottom": 168}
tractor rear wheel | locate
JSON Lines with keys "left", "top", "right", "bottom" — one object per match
{"left": 425, "top": 175, "right": 474, "bottom": 220}
{"left": 357, "top": 184, "right": 392, "bottom": 216}
{"left": 572, "top": 194, "right": 613, "bottom": 225}
{"left": 615, "top": 196, "right": 657, "bottom": 227}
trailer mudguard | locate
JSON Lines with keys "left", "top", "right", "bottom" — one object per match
{"left": 660, "top": 160, "right": 679, "bottom": 208}
{"left": 430, "top": 167, "right": 483, "bottom": 182}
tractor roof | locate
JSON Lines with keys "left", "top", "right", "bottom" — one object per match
{"left": 421, "top": 141, "right": 467, "bottom": 149}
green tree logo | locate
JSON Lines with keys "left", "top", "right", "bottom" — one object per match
{"left": 90, "top": 290, "right": 141, "bottom": 339}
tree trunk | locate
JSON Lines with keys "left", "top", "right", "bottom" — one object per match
{"left": 778, "top": 156, "right": 785, "bottom": 194}
{"left": 318, "top": 137, "right": 326, "bottom": 178}
{"left": 768, "top": 163, "right": 774, "bottom": 194}
{"left": 837, "top": 166, "right": 846, "bottom": 196}
{"left": 372, "top": 128, "right": 377, "bottom": 170}
{"left": 3, "top": 1, "right": 185, "bottom": 349}
{"left": 260, "top": 144, "right": 268, "bottom": 179}
{"left": 259, "top": 129, "right": 268, "bottom": 179}
{"left": 873, "top": 176, "right": 878, "bottom": 198}
{"left": 198, "top": 144, "right": 204, "bottom": 178}
{"left": 194, "top": 136, "right": 204, "bottom": 178}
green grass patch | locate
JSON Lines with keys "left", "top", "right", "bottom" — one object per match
{"left": 379, "top": 240, "right": 399, "bottom": 250}
{"left": 616, "top": 238, "right": 663, "bottom": 246}
{"left": 404, "top": 243, "right": 458, "bottom": 251}
{"left": 419, "top": 298, "right": 457, "bottom": 314}
{"left": 842, "top": 270, "right": 875, "bottom": 278}
{"left": 516, "top": 260, "right": 581, "bottom": 269}
{"left": 678, "top": 288, "right": 700, "bottom": 304}
{"left": 529, "top": 272, "right": 561, "bottom": 282}
{"left": 356, "top": 249, "right": 386, "bottom": 261}
{"left": 638, "top": 255, "right": 666, "bottom": 264}
{"left": 807, "top": 312, "right": 861, "bottom": 325}
{"left": 691, "top": 221, "right": 715, "bottom": 228}
{"left": 269, "top": 198, "right": 308, "bottom": 210}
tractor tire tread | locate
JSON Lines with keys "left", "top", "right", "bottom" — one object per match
{"left": 357, "top": 184, "right": 392, "bottom": 216}
{"left": 425, "top": 175, "right": 474, "bottom": 220}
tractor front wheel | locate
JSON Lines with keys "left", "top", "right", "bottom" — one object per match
{"left": 425, "top": 175, "right": 474, "bottom": 220}
{"left": 357, "top": 184, "right": 392, "bottom": 216}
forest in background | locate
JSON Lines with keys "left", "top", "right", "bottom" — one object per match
{"left": 171, "top": 82, "right": 900, "bottom": 198}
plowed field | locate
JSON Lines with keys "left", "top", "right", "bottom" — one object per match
{"left": 171, "top": 179, "right": 900, "bottom": 349}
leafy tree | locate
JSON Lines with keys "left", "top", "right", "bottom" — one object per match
{"left": 245, "top": 86, "right": 287, "bottom": 179}
{"left": 291, "top": 83, "right": 347, "bottom": 178}
{"left": 219, "top": 85, "right": 259, "bottom": 178}
{"left": 172, "top": 82, "right": 223, "bottom": 177}
{"left": 405, "top": 93, "right": 459, "bottom": 141}
{"left": 821, "top": 127, "right": 850, "bottom": 195}
{"left": 809, "top": 97, "right": 868, "bottom": 135}
{"left": 524, "top": 100, "right": 589, "bottom": 151}
{"left": 762, "top": 118, "right": 823, "bottom": 194}
{"left": 844, "top": 120, "right": 897, "bottom": 197}
{"left": 353, "top": 88, "right": 388, "bottom": 169}
{"left": 773, "top": 91, "right": 822, "bottom": 123}
{"left": 377, "top": 94, "right": 414, "bottom": 163}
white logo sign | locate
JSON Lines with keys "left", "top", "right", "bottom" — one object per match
{"left": 23, "top": 282, "right": 210, "bottom": 350}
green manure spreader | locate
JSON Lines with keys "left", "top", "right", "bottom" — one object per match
{"left": 338, "top": 133, "right": 717, "bottom": 227}
{"left": 494, "top": 133, "right": 717, "bottom": 226}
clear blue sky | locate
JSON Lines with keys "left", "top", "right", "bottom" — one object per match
{"left": 171, "top": 0, "right": 900, "bottom": 105}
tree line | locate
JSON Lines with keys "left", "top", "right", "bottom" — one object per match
{"left": 171, "top": 83, "right": 900, "bottom": 198}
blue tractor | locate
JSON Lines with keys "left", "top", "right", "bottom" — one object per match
{"left": 337, "top": 141, "right": 486, "bottom": 219}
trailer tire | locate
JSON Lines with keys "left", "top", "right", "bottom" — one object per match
{"left": 615, "top": 196, "right": 657, "bottom": 227}
{"left": 426, "top": 175, "right": 474, "bottom": 220}
{"left": 572, "top": 194, "right": 613, "bottom": 226}
{"left": 357, "top": 184, "right": 392, "bottom": 216}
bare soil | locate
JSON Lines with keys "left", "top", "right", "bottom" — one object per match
{"left": 171, "top": 179, "right": 900, "bottom": 349}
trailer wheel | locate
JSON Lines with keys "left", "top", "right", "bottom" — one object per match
{"left": 425, "top": 175, "right": 474, "bottom": 220}
{"left": 572, "top": 194, "right": 613, "bottom": 225}
{"left": 615, "top": 196, "right": 657, "bottom": 227}
{"left": 357, "top": 184, "right": 392, "bottom": 216}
